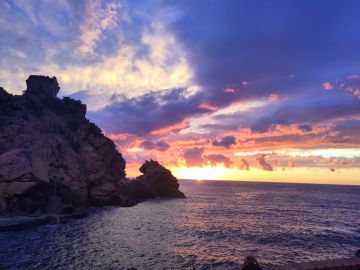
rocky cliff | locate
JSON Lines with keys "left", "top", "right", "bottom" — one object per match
{"left": 0, "top": 75, "right": 184, "bottom": 216}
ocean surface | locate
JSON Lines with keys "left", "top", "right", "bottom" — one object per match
{"left": 1, "top": 180, "right": 360, "bottom": 269}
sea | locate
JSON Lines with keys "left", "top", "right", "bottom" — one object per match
{"left": 1, "top": 180, "right": 360, "bottom": 269}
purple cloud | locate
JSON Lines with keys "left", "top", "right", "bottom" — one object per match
{"left": 239, "top": 159, "right": 250, "bottom": 170}
{"left": 206, "top": 154, "right": 233, "bottom": 168}
{"left": 256, "top": 155, "right": 273, "bottom": 171}
{"left": 212, "top": 135, "right": 236, "bottom": 148}
{"left": 140, "top": 140, "right": 170, "bottom": 152}
{"left": 88, "top": 88, "right": 207, "bottom": 135}
{"left": 183, "top": 147, "right": 205, "bottom": 167}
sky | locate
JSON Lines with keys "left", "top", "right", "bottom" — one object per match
{"left": 1, "top": 0, "right": 360, "bottom": 184}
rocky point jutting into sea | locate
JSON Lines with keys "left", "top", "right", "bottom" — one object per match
{"left": 0, "top": 75, "right": 184, "bottom": 227}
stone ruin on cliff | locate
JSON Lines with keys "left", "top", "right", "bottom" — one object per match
{"left": 25, "top": 75, "right": 60, "bottom": 97}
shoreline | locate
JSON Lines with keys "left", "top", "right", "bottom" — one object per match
{"left": 0, "top": 210, "right": 87, "bottom": 232}
{"left": 264, "top": 257, "right": 360, "bottom": 270}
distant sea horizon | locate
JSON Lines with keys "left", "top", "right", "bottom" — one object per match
{"left": 179, "top": 178, "right": 360, "bottom": 187}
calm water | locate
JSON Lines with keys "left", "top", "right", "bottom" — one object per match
{"left": 1, "top": 180, "right": 360, "bottom": 269}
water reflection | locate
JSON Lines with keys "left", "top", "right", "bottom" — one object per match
{"left": 1, "top": 181, "right": 360, "bottom": 269}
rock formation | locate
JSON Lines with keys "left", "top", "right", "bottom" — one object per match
{"left": 0, "top": 75, "right": 184, "bottom": 217}
{"left": 127, "top": 160, "right": 185, "bottom": 200}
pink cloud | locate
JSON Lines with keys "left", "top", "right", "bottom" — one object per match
{"left": 256, "top": 155, "right": 273, "bottom": 171}
{"left": 224, "top": 88, "right": 236, "bottom": 93}
{"left": 268, "top": 94, "right": 287, "bottom": 103}
{"left": 239, "top": 158, "right": 250, "bottom": 170}
{"left": 322, "top": 82, "right": 333, "bottom": 90}
{"left": 347, "top": 74, "right": 360, "bottom": 80}
{"left": 107, "top": 133, "right": 128, "bottom": 140}
{"left": 353, "top": 88, "right": 360, "bottom": 99}
{"left": 198, "top": 102, "right": 219, "bottom": 111}
{"left": 206, "top": 154, "right": 233, "bottom": 168}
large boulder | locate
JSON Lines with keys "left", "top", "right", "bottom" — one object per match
{"left": 131, "top": 160, "right": 185, "bottom": 199}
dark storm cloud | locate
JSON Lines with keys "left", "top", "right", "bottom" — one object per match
{"left": 212, "top": 136, "right": 236, "bottom": 148}
{"left": 88, "top": 88, "right": 206, "bottom": 135}
{"left": 140, "top": 140, "right": 170, "bottom": 152}
{"left": 165, "top": 0, "right": 360, "bottom": 107}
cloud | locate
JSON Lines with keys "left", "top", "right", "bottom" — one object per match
{"left": 249, "top": 97, "right": 360, "bottom": 134}
{"left": 322, "top": 82, "right": 333, "bottom": 90}
{"left": 256, "top": 155, "right": 273, "bottom": 171}
{"left": 198, "top": 102, "right": 218, "bottom": 111}
{"left": 224, "top": 88, "right": 236, "bottom": 93}
{"left": 348, "top": 75, "right": 360, "bottom": 81}
{"left": 288, "top": 160, "right": 296, "bottom": 168}
{"left": 183, "top": 147, "right": 205, "bottom": 167}
{"left": 140, "top": 140, "right": 170, "bottom": 152}
{"left": 77, "top": 0, "right": 120, "bottom": 56}
{"left": 212, "top": 135, "right": 236, "bottom": 148}
{"left": 353, "top": 89, "right": 360, "bottom": 99}
{"left": 239, "top": 158, "right": 250, "bottom": 170}
{"left": 206, "top": 154, "right": 233, "bottom": 168}
{"left": 166, "top": 0, "right": 360, "bottom": 110}
{"left": 88, "top": 87, "right": 208, "bottom": 135}
{"left": 0, "top": 0, "right": 193, "bottom": 109}
{"left": 268, "top": 94, "right": 286, "bottom": 103}
{"left": 106, "top": 133, "right": 128, "bottom": 141}
{"left": 297, "top": 124, "right": 313, "bottom": 132}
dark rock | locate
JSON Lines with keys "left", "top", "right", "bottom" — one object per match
{"left": 89, "top": 181, "right": 122, "bottom": 206}
{"left": 46, "top": 214, "right": 61, "bottom": 224}
{"left": 0, "top": 216, "right": 48, "bottom": 232}
{"left": 242, "top": 256, "right": 263, "bottom": 270}
{"left": 44, "top": 196, "right": 74, "bottom": 214}
{"left": 130, "top": 160, "right": 185, "bottom": 199}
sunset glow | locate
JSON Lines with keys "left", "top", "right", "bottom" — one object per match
{"left": 1, "top": 0, "right": 360, "bottom": 184}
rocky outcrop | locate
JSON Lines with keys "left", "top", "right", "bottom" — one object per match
{"left": 0, "top": 75, "right": 184, "bottom": 217}
{"left": 128, "top": 160, "right": 185, "bottom": 199}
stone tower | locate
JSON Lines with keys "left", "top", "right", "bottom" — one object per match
{"left": 25, "top": 75, "right": 60, "bottom": 97}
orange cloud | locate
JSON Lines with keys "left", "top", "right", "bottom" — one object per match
{"left": 268, "top": 94, "right": 286, "bottom": 103}
{"left": 106, "top": 133, "right": 128, "bottom": 140}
